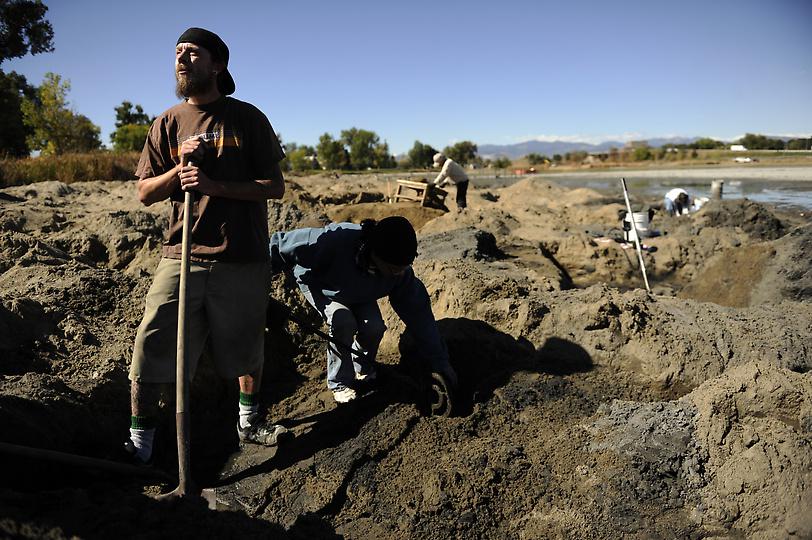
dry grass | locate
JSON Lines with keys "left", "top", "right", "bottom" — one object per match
{"left": 0, "top": 152, "right": 139, "bottom": 188}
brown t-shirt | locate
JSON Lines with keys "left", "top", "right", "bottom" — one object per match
{"left": 136, "top": 97, "right": 285, "bottom": 262}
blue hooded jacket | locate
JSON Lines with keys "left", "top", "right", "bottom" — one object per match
{"left": 269, "top": 222, "right": 449, "bottom": 370}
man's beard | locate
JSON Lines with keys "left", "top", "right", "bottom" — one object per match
{"left": 175, "top": 67, "right": 215, "bottom": 99}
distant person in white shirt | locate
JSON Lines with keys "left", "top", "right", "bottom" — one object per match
{"left": 431, "top": 153, "right": 469, "bottom": 211}
{"left": 664, "top": 188, "right": 692, "bottom": 216}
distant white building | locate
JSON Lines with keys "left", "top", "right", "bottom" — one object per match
{"left": 730, "top": 144, "right": 748, "bottom": 152}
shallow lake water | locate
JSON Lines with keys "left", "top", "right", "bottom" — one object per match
{"left": 471, "top": 172, "right": 812, "bottom": 210}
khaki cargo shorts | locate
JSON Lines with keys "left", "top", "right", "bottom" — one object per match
{"left": 130, "top": 258, "right": 270, "bottom": 383}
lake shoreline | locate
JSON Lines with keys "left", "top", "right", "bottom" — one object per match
{"left": 530, "top": 165, "right": 812, "bottom": 181}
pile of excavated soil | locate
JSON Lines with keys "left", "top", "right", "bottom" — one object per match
{"left": 1, "top": 175, "right": 810, "bottom": 539}
{"left": 682, "top": 222, "right": 812, "bottom": 306}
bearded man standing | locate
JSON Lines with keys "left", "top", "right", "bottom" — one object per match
{"left": 125, "top": 28, "right": 288, "bottom": 465}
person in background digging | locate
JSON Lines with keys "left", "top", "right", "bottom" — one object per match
{"left": 269, "top": 216, "right": 458, "bottom": 404}
{"left": 430, "top": 153, "right": 469, "bottom": 211}
{"left": 125, "top": 27, "right": 288, "bottom": 465}
{"left": 663, "top": 188, "right": 692, "bottom": 216}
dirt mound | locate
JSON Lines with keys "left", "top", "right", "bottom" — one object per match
{"left": 326, "top": 202, "right": 444, "bottom": 230}
{"left": 679, "top": 242, "right": 775, "bottom": 307}
{"left": 587, "top": 362, "right": 812, "bottom": 538}
{"left": 681, "top": 223, "right": 812, "bottom": 306}
{"left": 3, "top": 180, "right": 76, "bottom": 200}
{"left": 417, "top": 227, "right": 505, "bottom": 262}
{"left": 751, "top": 223, "right": 812, "bottom": 303}
{"left": 378, "top": 245, "right": 812, "bottom": 390}
{"left": 692, "top": 199, "right": 785, "bottom": 240}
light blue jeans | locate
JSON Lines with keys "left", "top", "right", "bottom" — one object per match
{"left": 664, "top": 197, "right": 687, "bottom": 216}
{"left": 302, "top": 289, "right": 386, "bottom": 390}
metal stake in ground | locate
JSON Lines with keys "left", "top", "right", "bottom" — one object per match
{"left": 159, "top": 158, "right": 215, "bottom": 507}
{"left": 620, "top": 178, "right": 651, "bottom": 293}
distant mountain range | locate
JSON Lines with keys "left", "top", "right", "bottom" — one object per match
{"left": 478, "top": 137, "right": 700, "bottom": 159}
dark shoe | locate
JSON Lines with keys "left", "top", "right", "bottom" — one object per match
{"left": 355, "top": 370, "right": 380, "bottom": 398}
{"left": 123, "top": 439, "right": 154, "bottom": 467}
{"left": 238, "top": 414, "right": 292, "bottom": 446}
{"left": 355, "top": 367, "right": 377, "bottom": 383}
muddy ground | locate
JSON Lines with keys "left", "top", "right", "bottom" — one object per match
{"left": 1, "top": 174, "right": 810, "bottom": 539}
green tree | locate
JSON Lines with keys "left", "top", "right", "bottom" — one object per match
{"left": 111, "top": 123, "right": 150, "bottom": 152}
{"left": 0, "top": 0, "right": 54, "bottom": 155}
{"left": 407, "top": 140, "right": 438, "bottom": 168}
{"left": 632, "top": 146, "right": 652, "bottom": 161}
{"left": 492, "top": 157, "right": 512, "bottom": 169}
{"left": 21, "top": 72, "right": 101, "bottom": 155}
{"left": 288, "top": 145, "right": 318, "bottom": 172}
{"left": 526, "top": 153, "right": 548, "bottom": 165}
{"left": 110, "top": 101, "right": 152, "bottom": 152}
{"left": 316, "top": 132, "right": 347, "bottom": 170}
{"left": 442, "top": 141, "right": 477, "bottom": 166}
{"left": 114, "top": 101, "right": 151, "bottom": 128}
{"left": 567, "top": 150, "right": 588, "bottom": 163}
{"left": 0, "top": 70, "right": 37, "bottom": 156}
{"left": 0, "top": 0, "right": 54, "bottom": 64}
{"left": 738, "top": 133, "right": 785, "bottom": 150}
{"left": 691, "top": 137, "right": 724, "bottom": 150}
{"left": 552, "top": 154, "right": 562, "bottom": 163}
{"left": 341, "top": 127, "right": 380, "bottom": 170}
{"left": 373, "top": 141, "right": 396, "bottom": 169}
{"left": 787, "top": 138, "right": 811, "bottom": 150}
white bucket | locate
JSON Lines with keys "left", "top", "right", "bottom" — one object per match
{"left": 623, "top": 211, "right": 650, "bottom": 242}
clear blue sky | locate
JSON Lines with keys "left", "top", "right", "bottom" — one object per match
{"left": 5, "top": 0, "right": 811, "bottom": 154}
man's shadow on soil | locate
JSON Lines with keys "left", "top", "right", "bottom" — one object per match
{"left": 210, "top": 362, "right": 422, "bottom": 488}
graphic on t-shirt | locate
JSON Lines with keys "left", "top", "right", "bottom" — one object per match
{"left": 171, "top": 129, "right": 242, "bottom": 159}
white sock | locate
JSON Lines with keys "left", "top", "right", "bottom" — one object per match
{"left": 129, "top": 427, "right": 155, "bottom": 462}
{"left": 239, "top": 402, "right": 259, "bottom": 429}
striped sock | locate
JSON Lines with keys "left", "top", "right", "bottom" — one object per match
{"left": 239, "top": 392, "right": 259, "bottom": 429}
{"left": 129, "top": 416, "right": 156, "bottom": 462}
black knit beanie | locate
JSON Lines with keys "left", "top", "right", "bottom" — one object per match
{"left": 176, "top": 27, "right": 235, "bottom": 95}
{"left": 368, "top": 216, "right": 418, "bottom": 265}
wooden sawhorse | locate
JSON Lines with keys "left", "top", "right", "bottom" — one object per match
{"left": 393, "top": 180, "right": 448, "bottom": 208}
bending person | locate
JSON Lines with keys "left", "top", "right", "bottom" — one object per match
{"left": 663, "top": 188, "right": 692, "bottom": 216}
{"left": 431, "top": 153, "right": 469, "bottom": 211}
{"left": 270, "top": 216, "right": 458, "bottom": 403}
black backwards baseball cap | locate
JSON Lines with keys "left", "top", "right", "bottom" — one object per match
{"left": 176, "top": 27, "right": 235, "bottom": 95}
{"left": 369, "top": 216, "right": 418, "bottom": 266}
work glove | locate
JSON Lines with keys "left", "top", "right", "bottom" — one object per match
{"left": 434, "top": 363, "right": 458, "bottom": 389}
{"left": 429, "top": 370, "right": 455, "bottom": 417}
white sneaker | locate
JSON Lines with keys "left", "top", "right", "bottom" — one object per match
{"left": 332, "top": 387, "right": 357, "bottom": 404}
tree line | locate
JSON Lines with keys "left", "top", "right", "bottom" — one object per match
{"left": 282, "top": 138, "right": 486, "bottom": 173}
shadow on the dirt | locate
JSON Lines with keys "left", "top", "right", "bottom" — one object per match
{"left": 0, "top": 485, "right": 307, "bottom": 539}
{"left": 212, "top": 369, "right": 416, "bottom": 489}
{"left": 399, "top": 317, "right": 594, "bottom": 416}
